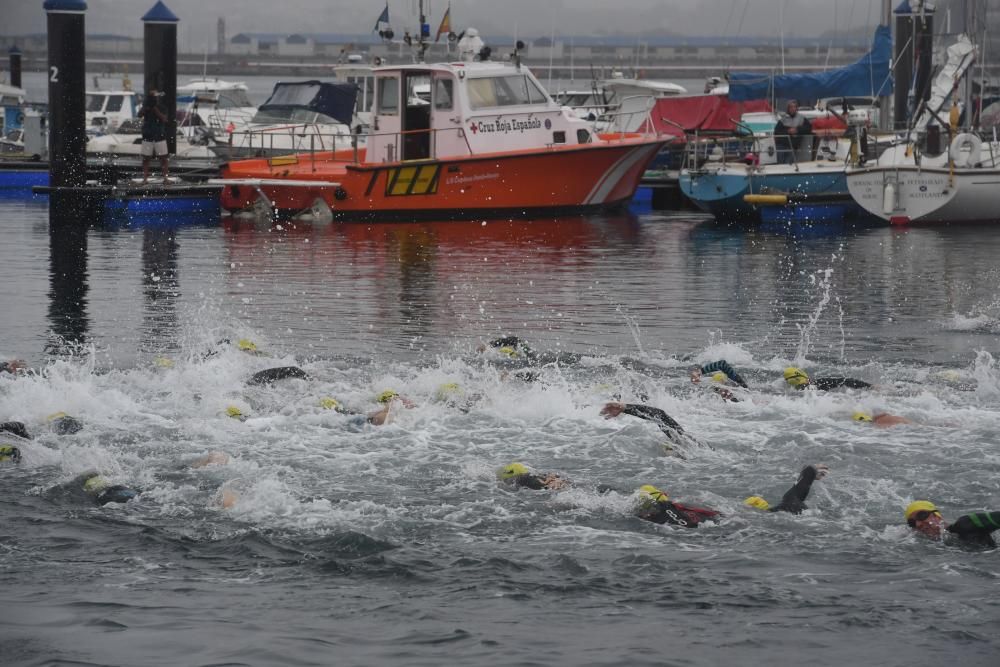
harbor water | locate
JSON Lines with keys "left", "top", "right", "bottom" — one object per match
{"left": 1, "top": 199, "right": 999, "bottom": 666}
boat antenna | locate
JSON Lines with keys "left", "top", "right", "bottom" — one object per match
{"left": 778, "top": 0, "right": 786, "bottom": 75}
{"left": 418, "top": 0, "right": 430, "bottom": 63}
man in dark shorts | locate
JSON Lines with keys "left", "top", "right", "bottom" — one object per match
{"left": 138, "top": 88, "right": 170, "bottom": 184}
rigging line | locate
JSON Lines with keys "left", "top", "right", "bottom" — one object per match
{"left": 736, "top": 0, "right": 751, "bottom": 38}
{"left": 722, "top": 1, "right": 739, "bottom": 40}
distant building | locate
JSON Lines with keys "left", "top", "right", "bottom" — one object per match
{"left": 217, "top": 17, "right": 226, "bottom": 56}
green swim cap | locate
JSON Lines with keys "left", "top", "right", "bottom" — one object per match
{"left": 376, "top": 390, "right": 399, "bottom": 404}
{"left": 319, "top": 397, "right": 340, "bottom": 410}
{"left": 711, "top": 371, "right": 728, "bottom": 384}
{"left": 237, "top": 339, "right": 258, "bottom": 352}
{"left": 498, "top": 462, "right": 529, "bottom": 480}
{"left": 225, "top": 405, "right": 245, "bottom": 419}
{"left": 0, "top": 445, "right": 21, "bottom": 463}
{"left": 497, "top": 346, "right": 518, "bottom": 358}
{"left": 638, "top": 484, "right": 669, "bottom": 503}
{"left": 784, "top": 367, "right": 810, "bottom": 387}
{"left": 744, "top": 495, "right": 771, "bottom": 511}
{"left": 83, "top": 475, "right": 108, "bottom": 493}
{"left": 852, "top": 411, "right": 873, "bottom": 422}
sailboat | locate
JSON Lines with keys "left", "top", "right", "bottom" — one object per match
{"left": 679, "top": 25, "right": 893, "bottom": 224}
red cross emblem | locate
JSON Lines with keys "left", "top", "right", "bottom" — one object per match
{"left": 469, "top": 122, "right": 478, "bottom": 135}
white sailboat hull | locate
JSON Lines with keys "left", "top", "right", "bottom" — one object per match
{"left": 847, "top": 165, "right": 1000, "bottom": 224}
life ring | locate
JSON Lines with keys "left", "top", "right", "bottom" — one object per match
{"left": 949, "top": 132, "right": 982, "bottom": 168}
{"left": 15, "top": 111, "right": 24, "bottom": 124}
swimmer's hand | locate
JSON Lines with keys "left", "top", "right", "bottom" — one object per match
{"left": 813, "top": 463, "right": 830, "bottom": 480}
{"left": 541, "top": 474, "right": 568, "bottom": 490}
{"left": 600, "top": 402, "right": 625, "bottom": 418}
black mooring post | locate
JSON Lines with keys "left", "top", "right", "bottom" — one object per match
{"left": 9, "top": 46, "right": 22, "bottom": 89}
{"left": 44, "top": 0, "right": 88, "bottom": 194}
{"left": 142, "top": 1, "right": 179, "bottom": 154}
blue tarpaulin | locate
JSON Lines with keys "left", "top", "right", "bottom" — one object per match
{"left": 727, "top": 25, "right": 893, "bottom": 102}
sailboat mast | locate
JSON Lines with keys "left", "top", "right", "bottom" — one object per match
{"left": 878, "top": 0, "right": 892, "bottom": 131}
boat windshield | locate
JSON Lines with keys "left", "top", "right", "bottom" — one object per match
{"left": 467, "top": 74, "right": 550, "bottom": 110}
{"left": 556, "top": 92, "right": 595, "bottom": 107}
{"left": 86, "top": 94, "right": 106, "bottom": 112}
{"left": 217, "top": 89, "right": 252, "bottom": 108}
{"left": 115, "top": 119, "right": 143, "bottom": 134}
{"left": 251, "top": 107, "right": 339, "bottom": 126}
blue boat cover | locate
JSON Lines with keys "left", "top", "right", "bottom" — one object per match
{"left": 728, "top": 25, "right": 893, "bottom": 102}
{"left": 259, "top": 81, "right": 358, "bottom": 126}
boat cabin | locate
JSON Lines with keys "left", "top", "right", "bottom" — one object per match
{"left": 85, "top": 90, "right": 137, "bottom": 131}
{"left": 368, "top": 61, "right": 595, "bottom": 163}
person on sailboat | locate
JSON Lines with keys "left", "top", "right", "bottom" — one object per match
{"left": 774, "top": 100, "right": 812, "bottom": 164}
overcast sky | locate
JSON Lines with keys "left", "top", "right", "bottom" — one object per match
{"left": 4, "top": 0, "right": 896, "bottom": 50}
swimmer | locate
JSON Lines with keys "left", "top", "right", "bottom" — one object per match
{"left": 496, "top": 462, "right": 570, "bottom": 490}
{"left": 905, "top": 501, "right": 1000, "bottom": 547}
{"left": 76, "top": 472, "right": 141, "bottom": 506}
{"left": 480, "top": 336, "right": 537, "bottom": 361}
{"left": 744, "top": 464, "right": 829, "bottom": 515}
{"left": 633, "top": 484, "right": 722, "bottom": 528}
{"left": 0, "top": 359, "right": 27, "bottom": 375}
{"left": 46, "top": 413, "right": 83, "bottom": 435}
{"left": 190, "top": 451, "right": 231, "bottom": 468}
{"left": 0, "top": 421, "right": 32, "bottom": 440}
{"left": 852, "top": 411, "right": 912, "bottom": 428}
{"left": 247, "top": 366, "right": 310, "bottom": 386}
{"left": 225, "top": 405, "right": 248, "bottom": 421}
{"left": 600, "top": 401, "right": 687, "bottom": 449}
{"left": 690, "top": 360, "right": 749, "bottom": 388}
{"left": 784, "top": 367, "right": 871, "bottom": 391}
{"left": 0, "top": 445, "right": 22, "bottom": 463}
{"left": 367, "top": 389, "right": 415, "bottom": 426}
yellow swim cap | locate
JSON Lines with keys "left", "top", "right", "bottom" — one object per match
{"left": 376, "top": 390, "right": 399, "bottom": 404}
{"left": 436, "top": 382, "right": 461, "bottom": 400}
{"left": 498, "top": 346, "right": 518, "bottom": 357}
{"left": 225, "top": 405, "right": 244, "bottom": 419}
{"left": 784, "top": 367, "right": 810, "bottom": 387}
{"left": 853, "top": 411, "right": 873, "bottom": 422}
{"left": 153, "top": 357, "right": 174, "bottom": 369}
{"left": 744, "top": 495, "right": 771, "bottom": 511}
{"left": 905, "top": 500, "right": 939, "bottom": 523}
{"left": 237, "top": 339, "right": 258, "bottom": 352}
{"left": 498, "top": 462, "right": 529, "bottom": 480}
{"left": 711, "top": 371, "right": 727, "bottom": 384}
{"left": 319, "top": 397, "right": 340, "bottom": 410}
{"left": 638, "top": 484, "right": 669, "bottom": 503}
{"left": 83, "top": 475, "right": 108, "bottom": 493}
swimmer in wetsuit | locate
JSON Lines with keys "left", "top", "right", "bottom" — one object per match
{"left": 247, "top": 366, "right": 310, "bottom": 386}
{"left": 633, "top": 484, "right": 722, "bottom": 528}
{"left": 690, "top": 360, "right": 749, "bottom": 389}
{"left": 0, "top": 360, "right": 27, "bottom": 375}
{"left": 744, "top": 464, "right": 829, "bottom": 515}
{"left": 905, "top": 501, "right": 1000, "bottom": 548}
{"left": 480, "top": 336, "right": 581, "bottom": 367}
{"left": 784, "top": 367, "right": 871, "bottom": 391}
{"left": 0, "top": 421, "right": 32, "bottom": 440}
{"left": 496, "top": 462, "right": 570, "bottom": 490}
{"left": 600, "top": 401, "right": 688, "bottom": 450}
{"left": 851, "top": 411, "right": 912, "bottom": 427}
{"left": 75, "top": 472, "right": 141, "bottom": 506}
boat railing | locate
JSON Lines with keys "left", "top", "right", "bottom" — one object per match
{"left": 683, "top": 132, "right": 758, "bottom": 172}
{"left": 597, "top": 95, "right": 657, "bottom": 137}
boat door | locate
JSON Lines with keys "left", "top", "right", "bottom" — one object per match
{"left": 372, "top": 73, "right": 401, "bottom": 163}
{"left": 401, "top": 71, "right": 431, "bottom": 161}
{"left": 429, "top": 72, "right": 467, "bottom": 158}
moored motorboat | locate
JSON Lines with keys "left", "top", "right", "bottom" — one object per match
{"left": 215, "top": 60, "right": 665, "bottom": 221}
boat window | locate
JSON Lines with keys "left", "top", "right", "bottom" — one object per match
{"left": 434, "top": 79, "right": 453, "bottom": 110}
{"left": 86, "top": 94, "right": 106, "bottom": 112}
{"left": 218, "top": 90, "right": 252, "bottom": 108}
{"left": 105, "top": 95, "right": 124, "bottom": 113}
{"left": 0, "top": 95, "right": 20, "bottom": 106}
{"left": 117, "top": 119, "right": 143, "bottom": 134}
{"left": 378, "top": 76, "right": 399, "bottom": 115}
{"left": 525, "top": 76, "right": 549, "bottom": 104}
{"left": 467, "top": 78, "right": 497, "bottom": 109}
{"left": 468, "top": 75, "right": 546, "bottom": 109}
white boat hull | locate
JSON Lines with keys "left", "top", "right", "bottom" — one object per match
{"left": 847, "top": 165, "right": 1000, "bottom": 224}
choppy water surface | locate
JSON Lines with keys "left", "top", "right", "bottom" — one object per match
{"left": 1, "top": 200, "right": 999, "bottom": 666}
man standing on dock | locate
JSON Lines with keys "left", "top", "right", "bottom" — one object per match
{"left": 138, "top": 87, "right": 170, "bottom": 184}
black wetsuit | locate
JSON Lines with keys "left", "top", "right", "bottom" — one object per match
{"left": 489, "top": 336, "right": 537, "bottom": 361}
{"left": 94, "top": 486, "right": 140, "bottom": 505}
{"left": 621, "top": 404, "right": 685, "bottom": 442}
{"left": 699, "top": 360, "right": 749, "bottom": 388}
{"left": 503, "top": 473, "right": 559, "bottom": 491}
{"left": 0, "top": 421, "right": 32, "bottom": 440}
{"left": 489, "top": 336, "right": 581, "bottom": 366}
{"left": 636, "top": 500, "right": 721, "bottom": 528}
{"left": 769, "top": 465, "right": 822, "bottom": 514}
{"left": 247, "top": 366, "right": 310, "bottom": 386}
{"left": 810, "top": 377, "right": 871, "bottom": 391}
{"left": 946, "top": 512, "right": 1000, "bottom": 547}
{"left": 51, "top": 415, "right": 83, "bottom": 435}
